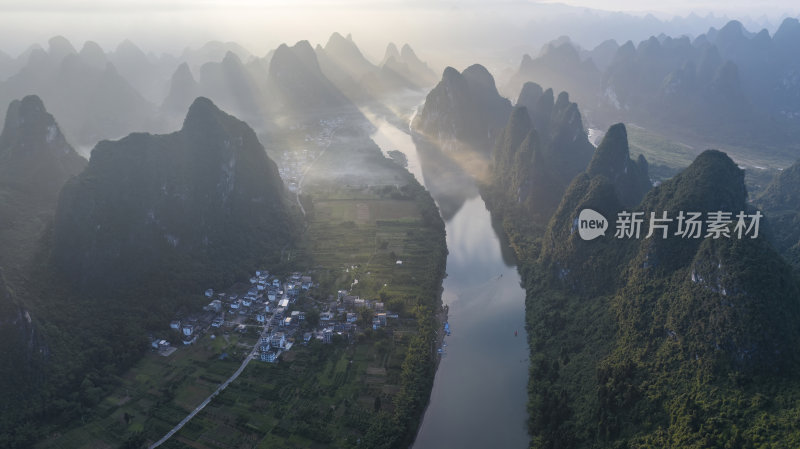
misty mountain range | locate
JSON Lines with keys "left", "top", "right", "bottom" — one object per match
{"left": 2, "top": 6, "right": 800, "bottom": 446}
{"left": 0, "top": 29, "right": 440, "bottom": 444}
{"left": 2, "top": 16, "right": 798, "bottom": 161}
{"left": 516, "top": 6, "right": 797, "bottom": 54}
{"left": 0, "top": 34, "right": 438, "bottom": 151}
{"left": 505, "top": 17, "right": 800, "bottom": 157}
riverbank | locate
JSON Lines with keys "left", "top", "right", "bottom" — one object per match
{"left": 375, "top": 117, "right": 529, "bottom": 449}
{"left": 32, "top": 123, "right": 448, "bottom": 449}
{"left": 156, "top": 129, "right": 447, "bottom": 448}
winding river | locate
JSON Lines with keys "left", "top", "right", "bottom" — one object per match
{"left": 371, "top": 119, "right": 530, "bottom": 449}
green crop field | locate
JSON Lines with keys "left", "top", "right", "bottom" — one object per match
{"left": 36, "top": 332, "right": 252, "bottom": 448}
{"left": 160, "top": 179, "right": 446, "bottom": 448}
{"left": 37, "top": 131, "right": 447, "bottom": 449}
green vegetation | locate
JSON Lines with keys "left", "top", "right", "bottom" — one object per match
{"left": 155, "top": 149, "right": 446, "bottom": 448}
{"left": 756, "top": 158, "right": 800, "bottom": 268}
{"left": 585, "top": 123, "right": 650, "bottom": 208}
{"left": 35, "top": 332, "right": 255, "bottom": 448}
{"left": 18, "top": 127, "right": 447, "bottom": 449}
{"left": 0, "top": 96, "right": 90, "bottom": 447}
{"left": 487, "top": 121, "right": 800, "bottom": 448}
{"left": 626, "top": 123, "right": 791, "bottom": 197}
{"left": 626, "top": 124, "right": 697, "bottom": 181}
{"left": 0, "top": 98, "right": 301, "bottom": 446}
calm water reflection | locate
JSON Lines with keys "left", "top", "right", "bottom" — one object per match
{"left": 371, "top": 120, "right": 530, "bottom": 449}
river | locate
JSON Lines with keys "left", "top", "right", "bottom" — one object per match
{"left": 371, "top": 119, "right": 530, "bottom": 449}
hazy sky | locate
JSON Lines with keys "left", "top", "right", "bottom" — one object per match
{"left": 0, "top": 1, "right": 797, "bottom": 59}
{"left": 540, "top": 0, "right": 799, "bottom": 15}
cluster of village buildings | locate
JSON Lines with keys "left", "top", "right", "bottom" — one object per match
{"left": 152, "top": 268, "right": 398, "bottom": 364}
{"left": 278, "top": 117, "right": 343, "bottom": 193}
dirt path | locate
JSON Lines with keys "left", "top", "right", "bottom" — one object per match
{"left": 148, "top": 325, "right": 268, "bottom": 448}
{"left": 296, "top": 128, "right": 338, "bottom": 217}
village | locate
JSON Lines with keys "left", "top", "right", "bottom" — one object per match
{"left": 277, "top": 117, "right": 343, "bottom": 193}
{"left": 152, "top": 268, "right": 399, "bottom": 364}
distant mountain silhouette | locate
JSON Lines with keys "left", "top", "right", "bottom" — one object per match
{"left": 315, "top": 33, "right": 437, "bottom": 102}
{"left": 161, "top": 62, "right": 199, "bottom": 116}
{"left": 413, "top": 64, "right": 511, "bottom": 155}
{"left": 383, "top": 43, "right": 438, "bottom": 88}
{"left": 268, "top": 40, "right": 360, "bottom": 123}
{"left": 506, "top": 39, "right": 600, "bottom": 107}
{"left": 197, "top": 51, "right": 265, "bottom": 121}
{"left": 0, "top": 36, "right": 155, "bottom": 149}
{"left": 108, "top": 39, "right": 165, "bottom": 102}
{"left": 0, "top": 95, "right": 86, "bottom": 200}
{"left": 507, "top": 19, "right": 800, "bottom": 156}
{"left": 490, "top": 82, "right": 596, "bottom": 220}
{"left": 78, "top": 41, "right": 108, "bottom": 70}
{"left": 179, "top": 40, "right": 254, "bottom": 74}
{"left": 315, "top": 32, "right": 380, "bottom": 102}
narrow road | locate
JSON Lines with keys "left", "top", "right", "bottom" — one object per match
{"left": 296, "top": 128, "right": 337, "bottom": 217}
{"left": 151, "top": 128, "right": 337, "bottom": 448}
{"left": 148, "top": 326, "right": 268, "bottom": 448}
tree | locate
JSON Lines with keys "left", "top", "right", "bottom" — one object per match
{"left": 358, "top": 308, "right": 374, "bottom": 327}
{"left": 305, "top": 309, "right": 320, "bottom": 328}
